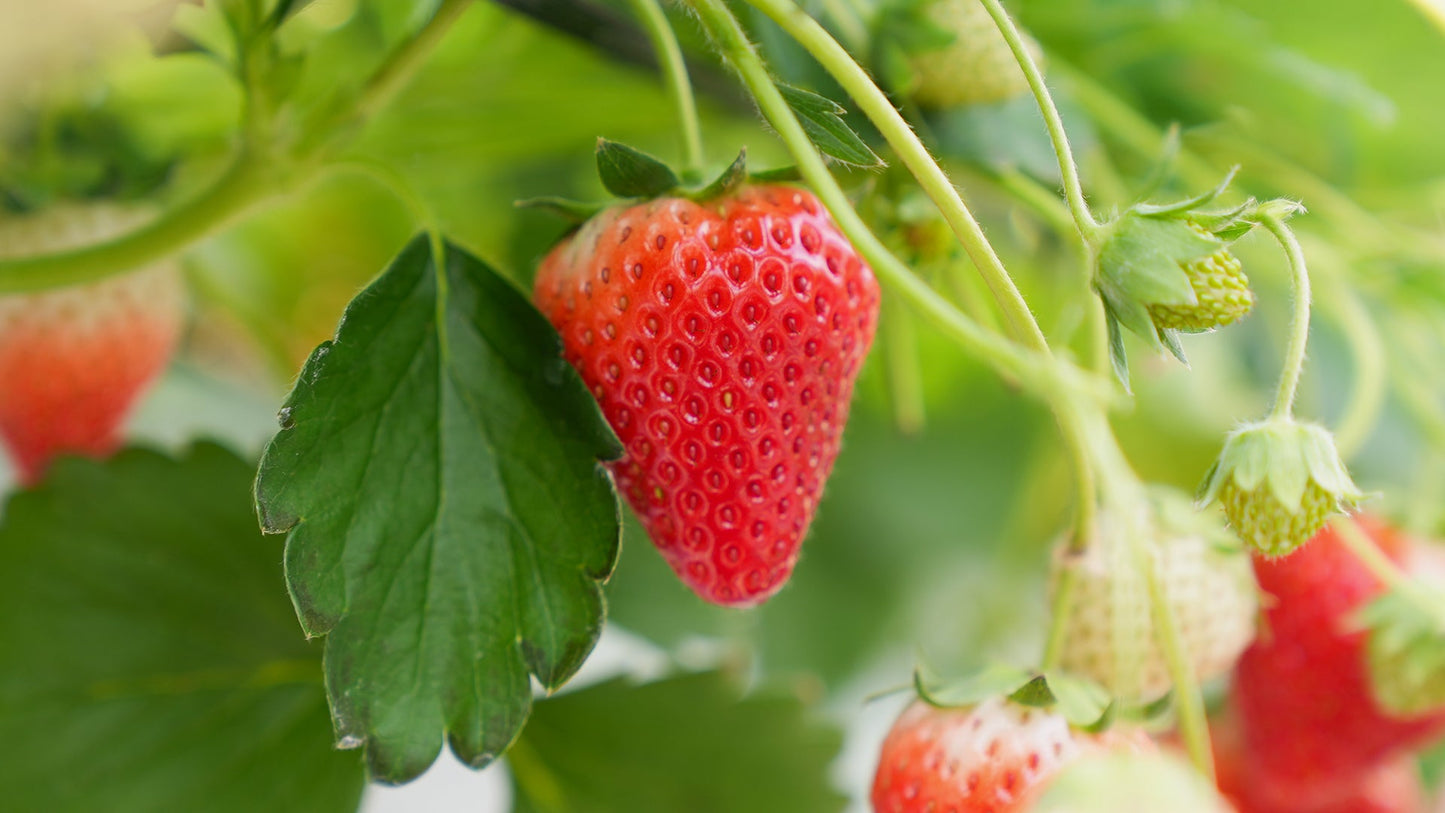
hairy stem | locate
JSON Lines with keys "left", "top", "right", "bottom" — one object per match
{"left": 742, "top": 0, "right": 1050, "bottom": 350}
{"left": 977, "top": 0, "right": 1099, "bottom": 243}
{"left": 1259, "top": 214, "right": 1313, "bottom": 420}
{"left": 1142, "top": 536, "right": 1215, "bottom": 780}
{"left": 626, "top": 0, "right": 706, "bottom": 179}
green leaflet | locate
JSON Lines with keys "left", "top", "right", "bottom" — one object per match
{"left": 256, "top": 235, "right": 622, "bottom": 782}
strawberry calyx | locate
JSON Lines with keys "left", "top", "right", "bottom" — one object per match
{"left": 913, "top": 664, "right": 1115, "bottom": 731}
{"left": 1197, "top": 418, "right": 1365, "bottom": 557}
{"left": 1092, "top": 172, "right": 1289, "bottom": 385}
{"left": 518, "top": 139, "right": 803, "bottom": 224}
{"left": 1356, "top": 576, "right": 1445, "bottom": 716}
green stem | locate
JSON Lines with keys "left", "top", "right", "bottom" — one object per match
{"left": 1332, "top": 515, "right": 1408, "bottom": 590}
{"left": 1318, "top": 273, "right": 1386, "bottom": 460}
{"left": 0, "top": 0, "right": 471, "bottom": 293}
{"left": 1041, "top": 565, "right": 1077, "bottom": 671}
{"left": 1258, "top": 214, "right": 1313, "bottom": 421}
{"left": 742, "top": 0, "right": 1050, "bottom": 351}
{"left": 1142, "top": 536, "right": 1215, "bottom": 781}
{"left": 353, "top": 0, "right": 474, "bottom": 123}
{"left": 0, "top": 155, "right": 277, "bottom": 293}
{"left": 881, "top": 295, "right": 927, "bottom": 434}
{"left": 977, "top": 0, "right": 1099, "bottom": 243}
{"left": 626, "top": 0, "right": 706, "bottom": 179}
{"left": 818, "top": 0, "right": 869, "bottom": 53}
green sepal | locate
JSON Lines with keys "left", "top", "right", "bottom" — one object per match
{"left": 1357, "top": 581, "right": 1445, "bottom": 715}
{"left": 596, "top": 138, "right": 680, "bottom": 198}
{"left": 1038, "top": 671, "right": 1113, "bottom": 729}
{"left": 1132, "top": 166, "right": 1240, "bottom": 218}
{"left": 514, "top": 196, "right": 608, "bottom": 224}
{"left": 912, "top": 666, "right": 1110, "bottom": 728}
{"left": 1104, "top": 307, "right": 1132, "bottom": 391}
{"left": 693, "top": 149, "right": 749, "bottom": 201}
{"left": 749, "top": 165, "right": 803, "bottom": 183}
{"left": 1159, "top": 327, "right": 1190, "bottom": 364}
{"left": 1197, "top": 419, "right": 1364, "bottom": 512}
{"left": 778, "top": 84, "right": 885, "bottom": 169}
{"left": 913, "top": 663, "right": 1032, "bottom": 708}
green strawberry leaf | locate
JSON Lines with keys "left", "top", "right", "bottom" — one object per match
{"left": 596, "top": 138, "right": 681, "bottom": 199}
{"left": 778, "top": 84, "right": 885, "bottom": 169}
{"left": 255, "top": 235, "right": 623, "bottom": 783}
{"left": 0, "top": 444, "right": 364, "bottom": 813}
{"left": 509, "top": 671, "right": 847, "bottom": 813}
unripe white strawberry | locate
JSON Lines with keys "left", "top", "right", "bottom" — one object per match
{"left": 1051, "top": 490, "right": 1258, "bottom": 701}
{"left": 0, "top": 204, "right": 184, "bottom": 483}
{"left": 906, "top": 0, "right": 1042, "bottom": 109}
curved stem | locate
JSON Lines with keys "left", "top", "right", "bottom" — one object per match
{"left": 1319, "top": 274, "right": 1386, "bottom": 459}
{"left": 818, "top": 0, "right": 868, "bottom": 53}
{"left": 1041, "top": 565, "right": 1076, "bottom": 671}
{"left": 1142, "top": 537, "right": 1215, "bottom": 781}
{"left": 626, "top": 0, "right": 706, "bottom": 179}
{"left": 742, "top": 0, "right": 1050, "bottom": 351}
{"left": 0, "top": 154, "right": 277, "bottom": 293}
{"left": 0, "top": 0, "right": 471, "bottom": 293}
{"left": 977, "top": 0, "right": 1099, "bottom": 243}
{"left": 1259, "top": 214, "right": 1313, "bottom": 420}
{"left": 1332, "top": 515, "right": 1408, "bottom": 589}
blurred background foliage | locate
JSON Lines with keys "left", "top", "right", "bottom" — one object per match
{"left": 1, "top": 0, "right": 1444, "bottom": 807}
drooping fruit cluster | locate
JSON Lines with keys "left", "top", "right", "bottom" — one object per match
{"left": 903, "top": 0, "right": 1041, "bottom": 108}
{"left": 534, "top": 184, "right": 880, "bottom": 607}
{"left": 1225, "top": 517, "right": 1445, "bottom": 808}
{"left": 871, "top": 697, "right": 1152, "bottom": 813}
{"left": 0, "top": 204, "right": 185, "bottom": 483}
{"left": 1146, "top": 221, "right": 1254, "bottom": 332}
{"left": 1051, "top": 493, "right": 1258, "bottom": 701}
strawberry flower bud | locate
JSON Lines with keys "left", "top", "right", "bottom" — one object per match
{"left": 1198, "top": 419, "right": 1364, "bottom": 557}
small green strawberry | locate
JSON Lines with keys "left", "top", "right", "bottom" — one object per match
{"left": 1198, "top": 418, "right": 1364, "bottom": 557}
{"left": 885, "top": 0, "right": 1041, "bottom": 109}
{"left": 1145, "top": 221, "right": 1254, "bottom": 332}
{"left": 1052, "top": 489, "right": 1258, "bottom": 701}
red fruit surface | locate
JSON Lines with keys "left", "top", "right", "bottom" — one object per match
{"left": 533, "top": 185, "right": 880, "bottom": 606}
{"left": 1215, "top": 710, "right": 1425, "bottom": 813}
{"left": 0, "top": 207, "right": 184, "bottom": 484}
{"left": 871, "top": 698, "right": 1154, "bottom": 813}
{"left": 1230, "top": 518, "right": 1445, "bottom": 796}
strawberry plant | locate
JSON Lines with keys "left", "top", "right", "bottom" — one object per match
{"left": 2, "top": 0, "right": 1445, "bottom": 811}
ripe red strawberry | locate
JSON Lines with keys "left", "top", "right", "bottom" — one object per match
{"left": 1230, "top": 517, "right": 1445, "bottom": 797}
{"left": 1213, "top": 709, "right": 1425, "bottom": 813}
{"left": 533, "top": 184, "right": 880, "bottom": 606}
{"left": 870, "top": 698, "right": 1154, "bottom": 812}
{"left": 0, "top": 205, "right": 184, "bottom": 484}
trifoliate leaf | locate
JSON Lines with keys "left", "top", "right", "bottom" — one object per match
{"left": 509, "top": 672, "right": 847, "bottom": 813}
{"left": 255, "top": 236, "right": 622, "bottom": 782}
{"left": 0, "top": 444, "right": 364, "bottom": 812}
{"left": 778, "top": 84, "right": 884, "bottom": 169}
{"left": 596, "top": 138, "right": 680, "bottom": 198}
